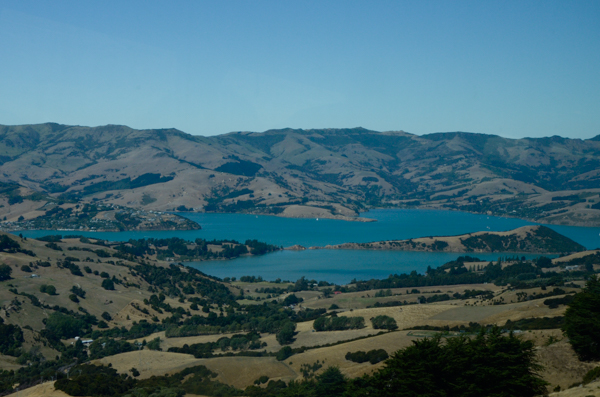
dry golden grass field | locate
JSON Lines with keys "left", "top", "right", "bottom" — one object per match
{"left": 550, "top": 379, "right": 600, "bottom": 397}
{"left": 93, "top": 350, "right": 296, "bottom": 389}
{"left": 2, "top": 233, "right": 600, "bottom": 396}
{"left": 11, "top": 381, "right": 71, "bottom": 397}
{"left": 13, "top": 381, "right": 212, "bottom": 397}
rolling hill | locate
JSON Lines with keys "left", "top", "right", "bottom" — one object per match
{"left": 321, "top": 225, "right": 587, "bottom": 254}
{"left": 2, "top": 230, "right": 600, "bottom": 395}
{"left": 1, "top": 123, "right": 600, "bottom": 227}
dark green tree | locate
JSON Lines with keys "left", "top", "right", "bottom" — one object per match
{"left": 0, "top": 264, "right": 12, "bottom": 281}
{"left": 350, "top": 328, "right": 547, "bottom": 397}
{"left": 101, "top": 278, "right": 115, "bottom": 290}
{"left": 71, "top": 285, "right": 86, "bottom": 298}
{"left": 370, "top": 315, "right": 398, "bottom": 330}
{"left": 147, "top": 337, "right": 162, "bottom": 351}
{"left": 276, "top": 321, "right": 296, "bottom": 345}
{"left": 275, "top": 346, "right": 293, "bottom": 361}
{"left": 0, "top": 322, "right": 24, "bottom": 356}
{"left": 40, "top": 284, "right": 57, "bottom": 295}
{"left": 563, "top": 275, "right": 600, "bottom": 361}
{"left": 55, "top": 364, "right": 136, "bottom": 396}
{"left": 314, "top": 367, "right": 346, "bottom": 397}
{"left": 282, "top": 294, "right": 301, "bottom": 306}
{"left": 45, "top": 313, "right": 89, "bottom": 339}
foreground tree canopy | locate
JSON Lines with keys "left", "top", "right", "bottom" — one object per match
{"left": 346, "top": 328, "right": 547, "bottom": 397}
{"left": 252, "top": 327, "right": 547, "bottom": 397}
{"left": 563, "top": 275, "right": 600, "bottom": 361}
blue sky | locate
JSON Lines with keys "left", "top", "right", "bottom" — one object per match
{"left": 1, "top": 1, "right": 599, "bottom": 139}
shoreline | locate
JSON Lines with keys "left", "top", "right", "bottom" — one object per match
{"left": 6, "top": 206, "right": 600, "bottom": 235}
{"left": 206, "top": 205, "right": 598, "bottom": 228}
{"left": 379, "top": 204, "right": 600, "bottom": 228}
{"left": 301, "top": 225, "right": 586, "bottom": 255}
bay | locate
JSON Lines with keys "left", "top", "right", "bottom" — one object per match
{"left": 187, "top": 250, "right": 548, "bottom": 285}
{"left": 19, "top": 209, "right": 600, "bottom": 284}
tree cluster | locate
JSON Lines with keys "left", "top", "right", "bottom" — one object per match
{"left": 313, "top": 315, "right": 365, "bottom": 332}
{"left": 345, "top": 349, "right": 389, "bottom": 364}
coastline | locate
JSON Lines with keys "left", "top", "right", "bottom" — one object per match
{"left": 384, "top": 203, "right": 600, "bottom": 228}
{"left": 303, "top": 225, "right": 586, "bottom": 255}
{"left": 4, "top": 201, "right": 599, "bottom": 232}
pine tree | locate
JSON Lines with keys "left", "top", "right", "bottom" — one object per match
{"left": 351, "top": 327, "right": 547, "bottom": 397}
{"left": 563, "top": 275, "right": 600, "bottom": 361}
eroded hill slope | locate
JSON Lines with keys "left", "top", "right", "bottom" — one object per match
{"left": 1, "top": 124, "right": 600, "bottom": 226}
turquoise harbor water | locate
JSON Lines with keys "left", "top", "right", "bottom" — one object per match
{"left": 19, "top": 209, "right": 600, "bottom": 284}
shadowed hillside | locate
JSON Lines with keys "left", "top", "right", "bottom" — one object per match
{"left": 1, "top": 123, "right": 600, "bottom": 227}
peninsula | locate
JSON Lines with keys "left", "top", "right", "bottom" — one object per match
{"left": 314, "top": 225, "right": 586, "bottom": 254}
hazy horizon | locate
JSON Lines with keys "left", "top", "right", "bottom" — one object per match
{"left": 3, "top": 121, "right": 600, "bottom": 141}
{"left": 1, "top": 1, "right": 599, "bottom": 139}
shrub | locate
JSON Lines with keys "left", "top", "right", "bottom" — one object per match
{"left": 45, "top": 313, "right": 89, "bottom": 339}
{"left": 0, "top": 235, "right": 21, "bottom": 252}
{"left": 89, "top": 338, "right": 135, "bottom": 359}
{"left": 313, "top": 316, "right": 365, "bottom": 331}
{"left": 283, "top": 294, "right": 302, "bottom": 306}
{"left": 0, "top": 323, "right": 24, "bottom": 356}
{"left": 371, "top": 315, "right": 398, "bottom": 330}
{"left": 8, "top": 195, "right": 23, "bottom": 205}
{"left": 536, "top": 256, "right": 554, "bottom": 268}
{"left": 583, "top": 366, "right": 600, "bottom": 385}
{"left": 55, "top": 364, "right": 135, "bottom": 396}
{"left": 71, "top": 285, "right": 86, "bottom": 298}
{"left": 40, "top": 284, "right": 57, "bottom": 295}
{"left": 66, "top": 263, "right": 83, "bottom": 276}
{"left": 45, "top": 242, "right": 63, "bottom": 251}
{"left": 345, "top": 349, "right": 389, "bottom": 364}
{"left": 276, "top": 346, "right": 293, "bottom": 361}
{"left": 544, "top": 295, "right": 574, "bottom": 309}
{"left": 101, "top": 279, "right": 115, "bottom": 290}
{"left": 0, "top": 264, "right": 12, "bottom": 281}
{"left": 254, "top": 375, "right": 269, "bottom": 385}
{"left": 147, "top": 337, "right": 162, "bottom": 351}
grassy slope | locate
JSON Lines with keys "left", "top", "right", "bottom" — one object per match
{"left": 1, "top": 124, "right": 600, "bottom": 226}
{"left": 1, "top": 232, "right": 598, "bottom": 393}
{"left": 326, "top": 225, "right": 586, "bottom": 254}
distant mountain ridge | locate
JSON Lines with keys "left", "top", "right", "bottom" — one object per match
{"left": 0, "top": 123, "right": 599, "bottom": 227}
